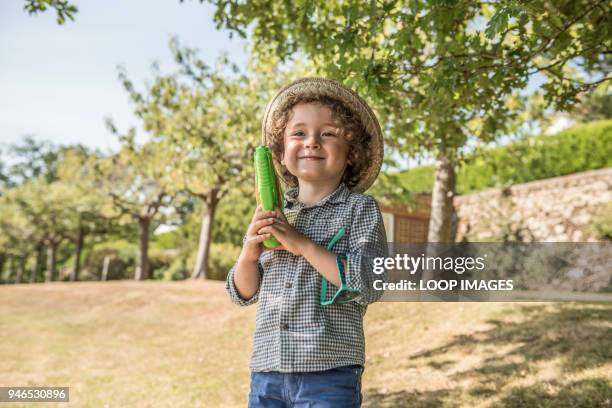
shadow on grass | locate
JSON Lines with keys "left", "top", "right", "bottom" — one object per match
{"left": 501, "top": 378, "right": 612, "bottom": 408}
{"left": 364, "top": 304, "right": 612, "bottom": 407}
{"left": 415, "top": 304, "right": 611, "bottom": 373}
{"left": 362, "top": 382, "right": 610, "bottom": 408}
{"left": 363, "top": 388, "right": 460, "bottom": 408}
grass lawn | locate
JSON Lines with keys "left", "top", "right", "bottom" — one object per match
{"left": 0, "top": 281, "right": 610, "bottom": 407}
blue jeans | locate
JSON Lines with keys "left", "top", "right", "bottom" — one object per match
{"left": 248, "top": 365, "right": 364, "bottom": 407}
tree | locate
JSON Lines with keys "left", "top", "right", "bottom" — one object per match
{"left": 4, "top": 136, "right": 65, "bottom": 186}
{"left": 4, "top": 181, "right": 71, "bottom": 282}
{"left": 92, "top": 136, "right": 177, "bottom": 280}
{"left": 0, "top": 140, "right": 110, "bottom": 283}
{"left": 0, "top": 153, "right": 9, "bottom": 190}
{"left": 200, "top": 0, "right": 611, "bottom": 242}
{"left": 57, "top": 148, "right": 118, "bottom": 281}
{"left": 117, "top": 38, "right": 300, "bottom": 279}
{"left": 0, "top": 196, "right": 30, "bottom": 283}
{"left": 573, "top": 83, "right": 612, "bottom": 122}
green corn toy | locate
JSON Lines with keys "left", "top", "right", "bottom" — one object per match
{"left": 254, "top": 146, "right": 284, "bottom": 248}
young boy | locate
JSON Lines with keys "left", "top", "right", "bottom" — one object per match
{"left": 226, "top": 77, "right": 388, "bottom": 407}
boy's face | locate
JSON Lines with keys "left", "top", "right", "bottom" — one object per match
{"left": 281, "top": 103, "right": 349, "bottom": 185}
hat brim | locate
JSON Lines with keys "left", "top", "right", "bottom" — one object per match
{"left": 262, "top": 77, "right": 384, "bottom": 194}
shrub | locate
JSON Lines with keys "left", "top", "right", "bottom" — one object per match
{"left": 397, "top": 120, "right": 612, "bottom": 194}
{"left": 149, "top": 247, "right": 176, "bottom": 280}
{"left": 207, "top": 242, "right": 242, "bottom": 281}
{"left": 587, "top": 202, "right": 612, "bottom": 241}
{"left": 162, "top": 257, "right": 189, "bottom": 281}
{"left": 82, "top": 240, "right": 137, "bottom": 280}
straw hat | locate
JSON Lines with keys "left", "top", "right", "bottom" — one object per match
{"left": 262, "top": 77, "right": 384, "bottom": 194}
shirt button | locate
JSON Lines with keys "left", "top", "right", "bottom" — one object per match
{"left": 285, "top": 282, "right": 292, "bottom": 288}
{"left": 281, "top": 323, "right": 289, "bottom": 330}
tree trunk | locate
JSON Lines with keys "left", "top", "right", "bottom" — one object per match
{"left": 46, "top": 242, "right": 57, "bottom": 283}
{"left": 30, "top": 245, "right": 42, "bottom": 283}
{"left": 421, "top": 154, "right": 456, "bottom": 287}
{"left": 0, "top": 253, "right": 5, "bottom": 283}
{"left": 192, "top": 189, "right": 220, "bottom": 280}
{"left": 135, "top": 218, "right": 150, "bottom": 280}
{"left": 70, "top": 228, "right": 85, "bottom": 282}
{"left": 427, "top": 155, "right": 457, "bottom": 243}
{"left": 16, "top": 256, "right": 26, "bottom": 284}
{"left": 7, "top": 256, "right": 15, "bottom": 284}
{"left": 101, "top": 255, "right": 111, "bottom": 281}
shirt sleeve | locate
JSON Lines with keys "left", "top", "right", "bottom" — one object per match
{"left": 225, "top": 260, "right": 263, "bottom": 306}
{"left": 344, "top": 195, "right": 389, "bottom": 305}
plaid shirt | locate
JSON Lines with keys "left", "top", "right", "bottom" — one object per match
{"left": 226, "top": 182, "right": 388, "bottom": 373}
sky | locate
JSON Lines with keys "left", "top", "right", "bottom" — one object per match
{"left": 0, "top": 0, "right": 248, "bottom": 155}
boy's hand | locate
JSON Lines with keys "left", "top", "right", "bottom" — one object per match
{"left": 240, "top": 206, "right": 278, "bottom": 263}
{"left": 259, "top": 209, "right": 310, "bottom": 257}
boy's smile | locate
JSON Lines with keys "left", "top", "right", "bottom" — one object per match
{"left": 281, "top": 102, "right": 349, "bottom": 186}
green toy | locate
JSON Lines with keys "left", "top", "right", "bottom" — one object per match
{"left": 320, "top": 227, "right": 362, "bottom": 305}
{"left": 254, "top": 145, "right": 284, "bottom": 248}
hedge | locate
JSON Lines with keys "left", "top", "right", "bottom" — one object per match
{"left": 396, "top": 120, "right": 612, "bottom": 194}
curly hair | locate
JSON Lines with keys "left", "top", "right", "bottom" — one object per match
{"left": 267, "top": 94, "right": 373, "bottom": 191}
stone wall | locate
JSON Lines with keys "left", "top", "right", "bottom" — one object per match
{"left": 454, "top": 168, "right": 612, "bottom": 242}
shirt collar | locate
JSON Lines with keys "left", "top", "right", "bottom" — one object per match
{"left": 284, "top": 182, "right": 351, "bottom": 209}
